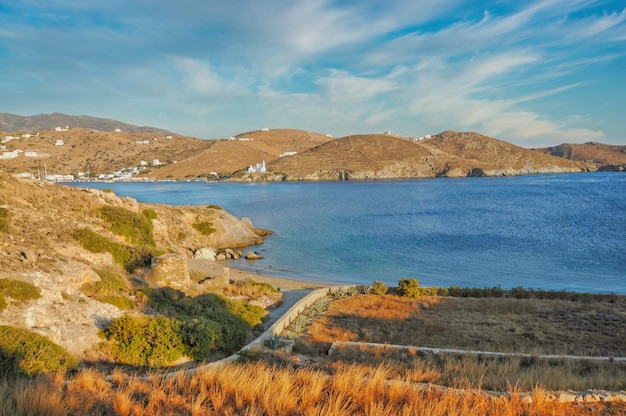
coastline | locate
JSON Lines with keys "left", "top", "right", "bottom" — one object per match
{"left": 187, "top": 258, "right": 330, "bottom": 291}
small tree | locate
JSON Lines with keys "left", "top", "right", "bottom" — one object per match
{"left": 371, "top": 281, "right": 388, "bottom": 295}
{"left": 398, "top": 277, "right": 421, "bottom": 299}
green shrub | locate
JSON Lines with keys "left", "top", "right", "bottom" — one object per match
{"left": 82, "top": 269, "right": 129, "bottom": 297}
{"left": 0, "top": 207, "right": 9, "bottom": 233}
{"left": 178, "top": 318, "right": 221, "bottom": 360}
{"left": 192, "top": 221, "right": 216, "bottom": 235}
{"left": 371, "top": 281, "right": 388, "bottom": 295}
{"left": 98, "top": 295, "right": 136, "bottom": 310}
{"left": 398, "top": 277, "right": 421, "bottom": 299}
{"left": 142, "top": 209, "right": 158, "bottom": 220}
{"left": 207, "top": 205, "right": 223, "bottom": 210}
{"left": 0, "top": 279, "right": 41, "bottom": 302}
{"left": 139, "top": 288, "right": 263, "bottom": 356}
{"left": 99, "top": 206, "right": 155, "bottom": 246}
{"left": 0, "top": 296, "right": 6, "bottom": 311}
{"left": 0, "top": 325, "right": 77, "bottom": 376}
{"left": 105, "top": 315, "right": 184, "bottom": 368}
{"left": 73, "top": 228, "right": 158, "bottom": 272}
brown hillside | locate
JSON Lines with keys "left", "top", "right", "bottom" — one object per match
{"left": 266, "top": 134, "right": 436, "bottom": 180}
{"left": 251, "top": 131, "right": 587, "bottom": 181}
{"left": 537, "top": 142, "right": 626, "bottom": 171}
{"left": 418, "top": 131, "right": 587, "bottom": 177}
{"left": 0, "top": 128, "right": 211, "bottom": 178}
{"left": 142, "top": 129, "right": 333, "bottom": 179}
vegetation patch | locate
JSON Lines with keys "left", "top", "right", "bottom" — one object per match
{"left": 0, "top": 207, "right": 9, "bottom": 233}
{"left": 73, "top": 228, "right": 159, "bottom": 272}
{"left": 192, "top": 221, "right": 216, "bottom": 235}
{"left": 102, "top": 287, "right": 266, "bottom": 366}
{"left": 105, "top": 315, "right": 184, "bottom": 368}
{"left": 0, "top": 325, "right": 77, "bottom": 376}
{"left": 81, "top": 269, "right": 135, "bottom": 310}
{"left": 98, "top": 206, "right": 155, "bottom": 246}
{"left": 142, "top": 208, "right": 158, "bottom": 220}
{"left": 0, "top": 279, "right": 41, "bottom": 302}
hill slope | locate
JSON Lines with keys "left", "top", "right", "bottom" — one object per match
{"left": 0, "top": 173, "right": 267, "bottom": 356}
{"left": 144, "top": 128, "right": 332, "bottom": 179}
{"left": 537, "top": 142, "right": 626, "bottom": 171}
{"left": 244, "top": 131, "right": 586, "bottom": 181}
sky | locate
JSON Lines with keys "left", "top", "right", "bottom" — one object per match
{"left": 0, "top": 1, "right": 625, "bottom": 147}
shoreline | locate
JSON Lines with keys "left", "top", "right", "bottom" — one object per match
{"left": 187, "top": 258, "right": 330, "bottom": 291}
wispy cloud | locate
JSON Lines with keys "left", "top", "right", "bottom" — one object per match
{"left": 0, "top": 0, "right": 624, "bottom": 145}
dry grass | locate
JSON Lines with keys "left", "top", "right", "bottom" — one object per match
{"left": 291, "top": 293, "right": 626, "bottom": 392}
{"left": 299, "top": 294, "right": 626, "bottom": 357}
{"left": 1, "top": 363, "right": 624, "bottom": 416}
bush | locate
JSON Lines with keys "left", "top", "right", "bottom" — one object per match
{"left": 73, "top": 228, "right": 158, "bottom": 272}
{"left": 192, "top": 221, "right": 216, "bottom": 235}
{"left": 99, "top": 206, "right": 155, "bottom": 246}
{"left": 142, "top": 209, "right": 158, "bottom": 220}
{"left": 82, "top": 269, "right": 129, "bottom": 297}
{"left": 398, "top": 278, "right": 421, "bottom": 299}
{"left": 105, "top": 315, "right": 184, "bottom": 368}
{"left": 0, "top": 325, "right": 77, "bottom": 376}
{"left": 0, "top": 296, "right": 6, "bottom": 311}
{"left": 0, "top": 279, "right": 41, "bottom": 302}
{"left": 371, "top": 281, "right": 388, "bottom": 295}
{"left": 139, "top": 288, "right": 264, "bottom": 356}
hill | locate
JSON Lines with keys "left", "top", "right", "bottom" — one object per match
{"left": 537, "top": 142, "right": 626, "bottom": 172}
{"left": 0, "top": 173, "right": 268, "bottom": 357}
{"left": 0, "top": 112, "right": 174, "bottom": 135}
{"left": 145, "top": 128, "right": 332, "bottom": 179}
{"left": 239, "top": 131, "right": 587, "bottom": 181}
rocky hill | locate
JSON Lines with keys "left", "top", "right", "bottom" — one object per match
{"left": 537, "top": 142, "right": 626, "bottom": 172}
{"left": 237, "top": 131, "right": 587, "bottom": 181}
{"left": 0, "top": 172, "right": 268, "bottom": 357}
{"left": 0, "top": 112, "right": 174, "bottom": 135}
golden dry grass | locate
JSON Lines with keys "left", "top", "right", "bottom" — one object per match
{"left": 291, "top": 293, "right": 626, "bottom": 392}
{"left": 1, "top": 363, "right": 624, "bottom": 416}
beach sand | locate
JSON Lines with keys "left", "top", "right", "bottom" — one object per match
{"left": 187, "top": 258, "right": 329, "bottom": 291}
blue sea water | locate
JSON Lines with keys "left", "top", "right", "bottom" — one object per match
{"left": 68, "top": 173, "right": 626, "bottom": 293}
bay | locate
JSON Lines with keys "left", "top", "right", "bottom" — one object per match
{"left": 68, "top": 173, "right": 626, "bottom": 293}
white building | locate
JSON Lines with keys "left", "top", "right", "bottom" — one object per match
{"left": 248, "top": 161, "right": 267, "bottom": 173}
{"left": 0, "top": 150, "right": 21, "bottom": 159}
{"left": 54, "top": 139, "right": 65, "bottom": 146}
{"left": 114, "top": 128, "right": 122, "bottom": 132}
{"left": 279, "top": 151, "right": 297, "bottom": 157}
{"left": 24, "top": 151, "right": 38, "bottom": 157}
{"left": 152, "top": 159, "right": 161, "bottom": 166}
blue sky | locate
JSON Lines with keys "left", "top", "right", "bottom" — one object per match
{"left": 1, "top": 1, "right": 624, "bottom": 147}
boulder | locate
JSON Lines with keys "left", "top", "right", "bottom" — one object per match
{"left": 245, "top": 251, "right": 264, "bottom": 260}
{"left": 194, "top": 247, "right": 216, "bottom": 261}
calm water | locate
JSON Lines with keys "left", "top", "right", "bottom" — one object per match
{"left": 68, "top": 173, "right": 626, "bottom": 293}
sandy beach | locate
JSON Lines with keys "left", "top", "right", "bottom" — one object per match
{"left": 187, "top": 258, "right": 329, "bottom": 291}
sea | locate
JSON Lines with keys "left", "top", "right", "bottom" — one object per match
{"left": 67, "top": 172, "right": 626, "bottom": 294}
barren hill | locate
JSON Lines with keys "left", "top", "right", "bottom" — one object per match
{"left": 0, "top": 173, "right": 267, "bottom": 356}
{"left": 417, "top": 131, "right": 587, "bottom": 177}
{"left": 537, "top": 142, "right": 626, "bottom": 172}
{"left": 240, "top": 131, "right": 587, "bottom": 181}
{"left": 265, "top": 134, "right": 435, "bottom": 180}
{"left": 143, "top": 128, "right": 332, "bottom": 179}
{"left": 0, "top": 112, "right": 173, "bottom": 135}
